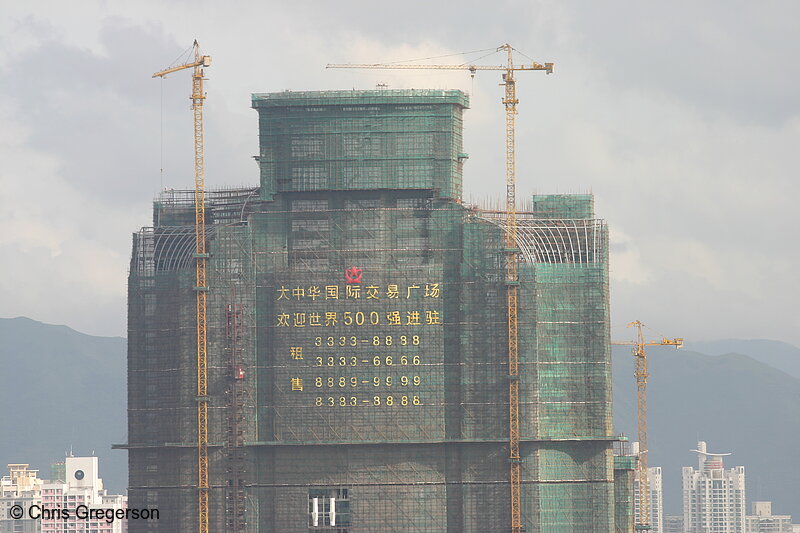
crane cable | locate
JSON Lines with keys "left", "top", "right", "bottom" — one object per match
{"left": 380, "top": 46, "right": 497, "bottom": 65}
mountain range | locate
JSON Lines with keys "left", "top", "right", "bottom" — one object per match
{"left": 0, "top": 317, "right": 126, "bottom": 494}
{"left": 612, "top": 340, "right": 800, "bottom": 517}
{"left": 1, "top": 316, "right": 798, "bottom": 518}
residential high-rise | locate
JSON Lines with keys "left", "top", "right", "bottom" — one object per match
{"left": 632, "top": 442, "right": 664, "bottom": 533}
{"left": 745, "top": 501, "right": 793, "bottom": 533}
{"left": 634, "top": 467, "right": 664, "bottom": 533}
{"left": 0, "top": 464, "right": 42, "bottom": 533}
{"left": 40, "top": 456, "right": 128, "bottom": 533}
{"left": 682, "top": 441, "right": 746, "bottom": 533}
{"left": 1, "top": 458, "right": 128, "bottom": 533}
{"left": 664, "top": 515, "right": 684, "bottom": 533}
{"left": 126, "top": 88, "right": 624, "bottom": 532}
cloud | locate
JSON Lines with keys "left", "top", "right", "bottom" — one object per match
{"left": 0, "top": 101, "right": 129, "bottom": 335}
{"left": 609, "top": 228, "right": 651, "bottom": 286}
{"left": 0, "top": 1, "right": 797, "bottom": 346}
{"left": 561, "top": 1, "right": 800, "bottom": 126}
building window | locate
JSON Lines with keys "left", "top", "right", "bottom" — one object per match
{"left": 290, "top": 257, "right": 330, "bottom": 271}
{"left": 293, "top": 238, "right": 327, "bottom": 251}
{"left": 308, "top": 488, "right": 350, "bottom": 531}
{"left": 291, "top": 166, "right": 329, "bottom": 189}
{"left": 291, "top": 137, "right": 324, "bottom": 158}
{"left": 344, "top": 199, "right": 381, "bottom": 210}
{"left": 396, "top": 197, "right": 431, "bottom": 209}
{"left": 292, "top": 219, "right": 331, "bottom": 233}
{"left": 342, "top": 135, "right": 381, "bottom": 158}
{"left": 292, "top": 200, "right": 329, "bottom": 212}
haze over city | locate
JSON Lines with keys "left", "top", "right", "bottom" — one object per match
{"left": 0, "top": 1, "right": 797, "bottom": 345}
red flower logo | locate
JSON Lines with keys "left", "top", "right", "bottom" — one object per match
{"left": 345, "top": 267, "right": 363, "bottom": 284}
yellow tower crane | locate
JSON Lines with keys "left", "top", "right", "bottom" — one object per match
{"left": 613, "top": 321, "right": 683, "bottom": 531}
{"left": 328, "top": 44, "right": 552, "bottom": 533}
{"left": 152, "top": 40, "right": 212, "bottom": 533}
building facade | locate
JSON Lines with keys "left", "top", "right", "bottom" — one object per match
{"left": 1, "top": 464, "right": 43, "bottom": 533}
{"left": 126, "top": 89, "right": 622, "bottom": 532}
{"left": 682, "top": 441, "right": 746, "bottom": 533}
{"left": 745, "top": 501, "right": 793, "bottom": 533}
{"left": 1, "top": 458, "right": 127, "bottom": 533}
{"left": 613, "top": 440, "right": 638, "bottom": 533}
{"left": 631, "top": 442, "right": 664, "bottom": 533}
{"left": 634, "top": 466, "right": 664, "bottom": 533}
{"left": 40, "top": 457, "right": 128, "bottom": 533}
{"left": 664, "top": 515, "right": 684, "bottom": 533}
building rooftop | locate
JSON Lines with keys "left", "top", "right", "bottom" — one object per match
{"left": 252, "top": 88, "right": 470, "bottom": 108}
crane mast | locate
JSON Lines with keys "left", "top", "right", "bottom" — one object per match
{"left": 328, "top": 45, "right": 551, "bottom": 532}
{"left": 500, "top": 44, "right": 523, "bottom": 533}
{"left": 633, "top": 322, "right": 649, "bottom": 531}
{"left": 152, "top": 40, "right": 212, "bottom": 533}
{"left": 613, "top": 321, "right": 683, "bottom": 531}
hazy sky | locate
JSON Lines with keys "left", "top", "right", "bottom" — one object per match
{"left": 1, "top": 1, "right": 797, "bottom": 346}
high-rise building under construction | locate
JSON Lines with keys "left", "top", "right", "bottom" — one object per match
{"left": 125, "top": 89, "right": 625, "bottom": 532}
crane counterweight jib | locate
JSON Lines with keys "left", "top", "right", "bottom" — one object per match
{"left": 326, "top": 62, "right": 552, "bottom": 73}
{"left": 152, "top": 56, "right": 212, "bottom": 79}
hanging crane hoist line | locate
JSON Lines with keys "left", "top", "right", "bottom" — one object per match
{"left": 328, "top": 44, "right": 552, "bottom": 533}
{"left": 613, "top": 321, "right": 683, "bottom": 531}
{"left": 152, "top": 40, "right": 212, "bottom": 533}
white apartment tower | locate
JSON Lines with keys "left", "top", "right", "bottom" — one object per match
{"left": 635, "top": 467, "right": 665, "bottom": 533}
{"left": 683, "top": 441, "right": 746, "bottom": 533}
{"left": 0, "top": 464, "right": 43, "bottom": 533}
{"left": 633, "top": 443, "right": 665, "bottom": 533}
{"left": 40, "top": 456, "right": 127, "bottom": 533}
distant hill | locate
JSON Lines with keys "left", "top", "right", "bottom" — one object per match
{"left": 0, "top": 317, "right": 126, "bottom": 493}
{"left": 686, "top": 338, "right": 800, "bottom": 378}
{"left": 3, "top": 316, "right": 799, "bottom": 518}
{"left": 612, "top": 345, "right": 800, "bottom": 518}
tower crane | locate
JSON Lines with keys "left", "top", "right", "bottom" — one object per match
{"left": 328, "top": 44, "right": 552, "bottom": 533}
{"left": 612, "top": 321, "right": 683, "bottom": 531}
{"left": 152, "top": 40, "right": 212, "bottom": 533}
